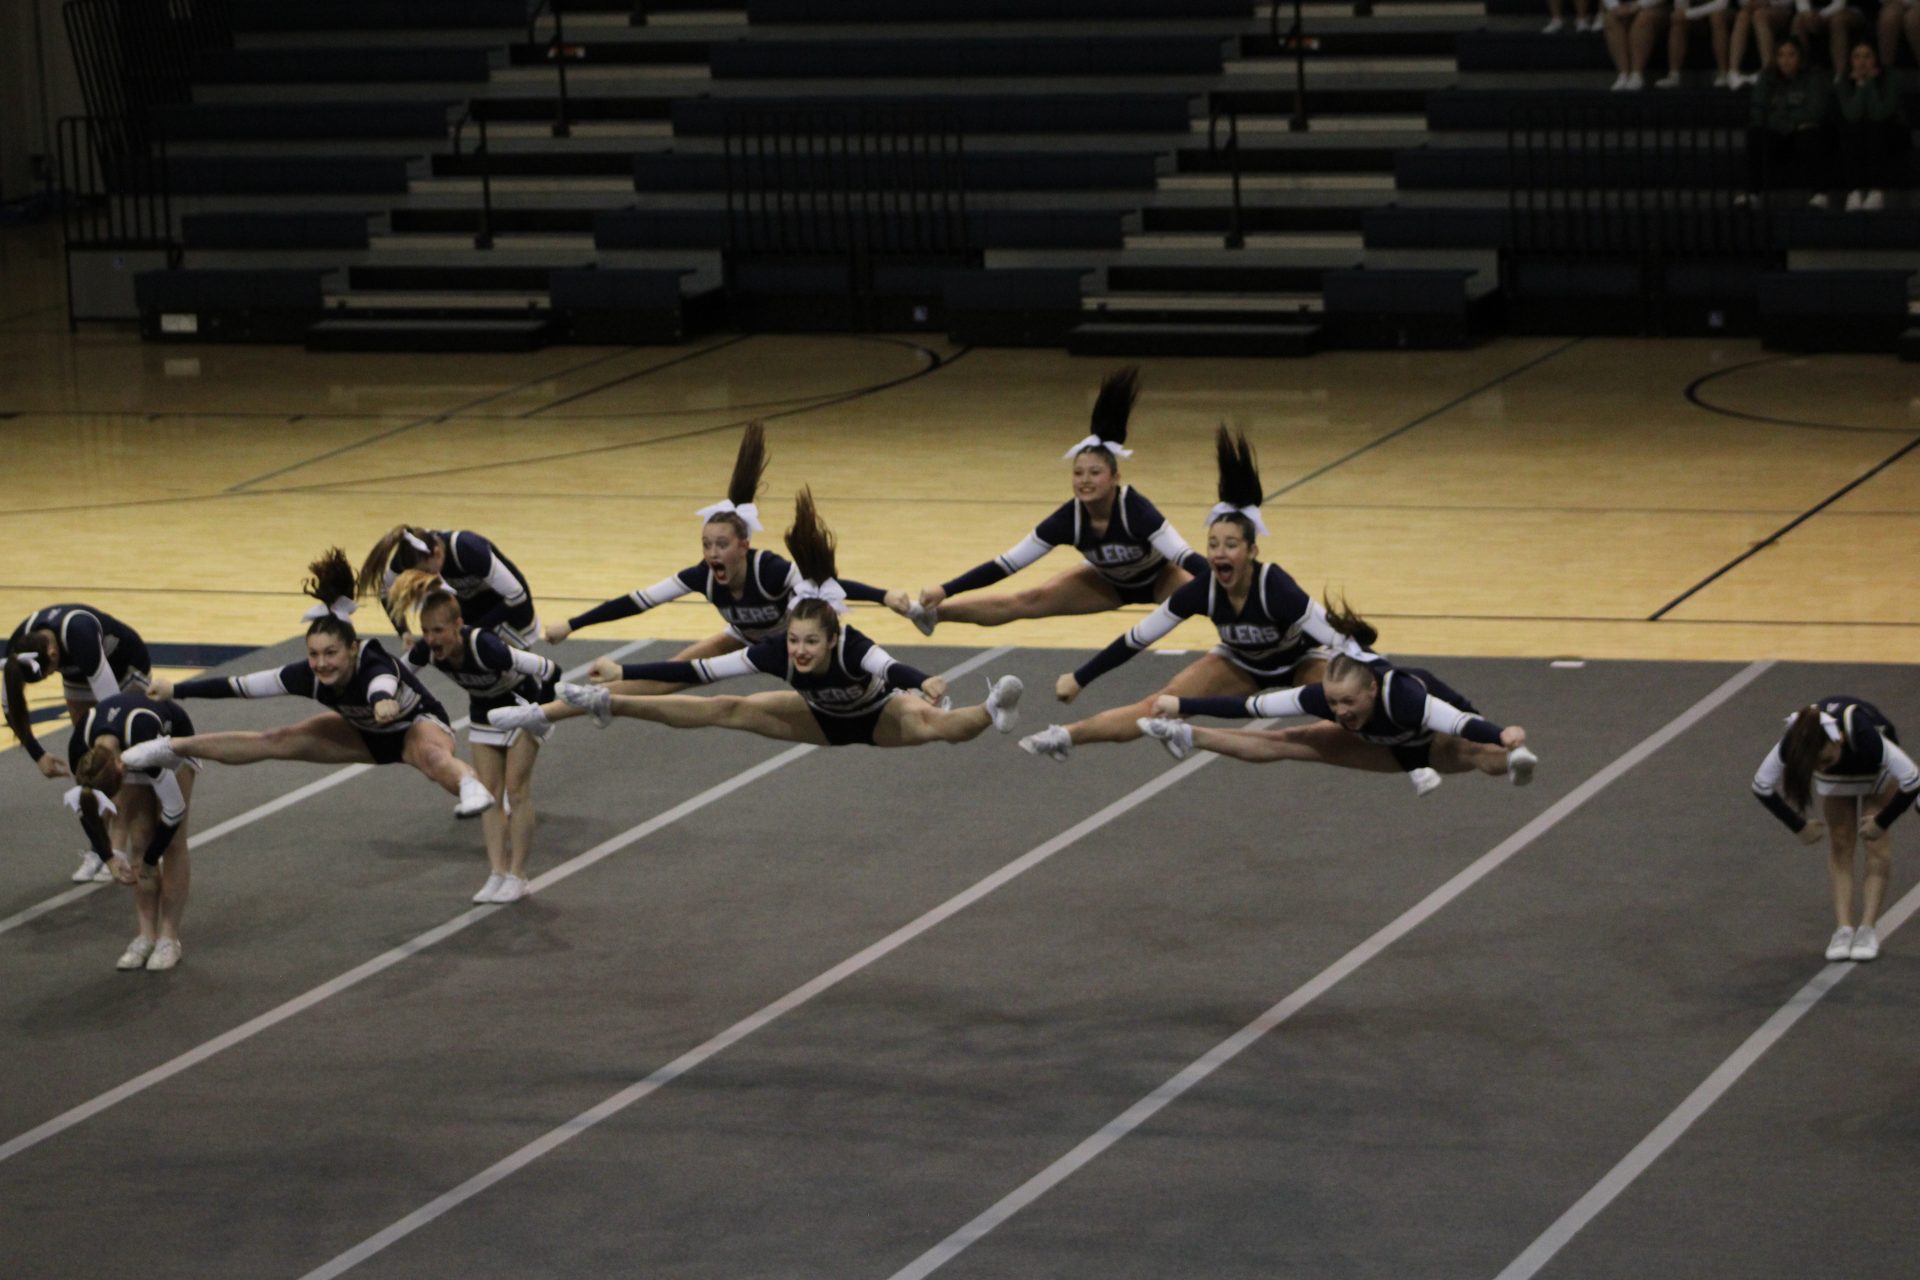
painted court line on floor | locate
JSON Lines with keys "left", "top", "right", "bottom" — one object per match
{"left": 0, "top": 646, "right": 1008, "bottom": 1167}
{"left": 1493, "top": 872, "right": 1920, "bottom": 1280}
{"left": 886, "top": 659, "right": 1774, "bottom": 1280}
{"left": 296, "top": 715, "right": 1280, "bottom": 1280}
{"left": 0, "top": 642, "right": 653, "bottom": 940}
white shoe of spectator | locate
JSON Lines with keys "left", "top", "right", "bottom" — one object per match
{"left": 1712, "top": 70, "right": 1730, "bottom": 87}
{"left": 1624, "top": 71, "right": 1645, "bottom": 89}
{"left": 1610, "top": 72, "right": 1631, "bottom": 90}
{"left": 1809, "top": 192, "right": 1830, "bottom": 210}
{"left": 1655, "top": 71, "right": 1682, "bottom": 88}
{"left": 1863, "top": 190, "right": 1885, "bottom": 211}
{"left": 1543, "top": 17, "right": 1566, "bottom": 32}
{"left": 1825, "top": 925, "right": 1856, "bottom": 961}
{"left": 473, "top": 873, "right": 504, "bottom": 904}
{"left": 1579, "top": 15, "right": 1603, "bottom": 30}
{"left": 1849, "top": 925, "right": 1880, "bottom": 962}
{"left": 1844, "top": 189, "right": 1864, "bottom": 211}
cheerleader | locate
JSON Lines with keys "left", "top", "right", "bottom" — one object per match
{"left": 66, "top": 692, "right": 198, "bottom": 971}
{"left": 4, "top": 603, "right": 154, "bottom": 881}
{"left": 1136, "top": 655, "right": 1539, "bottom": 796}
{"left": 542, "top": 423, "right": 904, "bottom": 705}
{"left": 1017, "top": 427, "right": 1375, "bottom": 762}
{"left": 1753, "top": 698, "right": 1920, "bottom": 962}
{"left": 906, "top": 368, "right": 1205, "bottom": 637}
{"left": 390, "top": 572, "right": 559, "bottom": 904}
{"left": 122, "top": 551, "right": 494, "bottom": 820}
{"left": 357, "top": 525, "right": 538, "bottom": 649}
{"left": 491, "top": 490, "right": 1022, "bottom": 750}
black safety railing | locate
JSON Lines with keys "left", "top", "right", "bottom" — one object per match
{"left": 1271, "top": 0, "right": 1311, "bottom": 133}
{"left": 1207, "top": 102, "right": 1246, "bottom": 250}
{"left": 63, "top": 0, "right": 232, "bottom": 126}
{"left": 450, "top": 103, "right": 497, "bottom": 250}
{"left": 57, "top": 114, "right": 179, "bottom": 327}
{"left": 525, "top": 0, "right": 577, "bottom": 138}
{"left": 721, "top": 105, "right": 972, "bottom": 319}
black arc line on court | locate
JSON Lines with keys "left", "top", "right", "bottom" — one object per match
{"left": 1260, "top": 336, "right": 1584, "bottom": 503}
{"left": 1649, "top": 431, "right": 1920, "bottom": 620}
{"left": 253, "top": 338, "right": 972, "bottom": 498}
{"left": 222, "top": 343, "right": 663, "bottom": 493}
{"left": 517, "top": 333, "right": 754, "bottom": 417}
{"left": 1685, "top": 354, "right": 1919, "bottom": 435}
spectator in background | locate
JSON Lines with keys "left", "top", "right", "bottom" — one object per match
{"left": 1834, "top": 41, "right": 1910, "bottom": 208}
{"left": 1792, "top": 0, "right": 1867, "bottom": 77}
{"left": 1747, "top": 38, "right": 1835, "bottom": 203}
{"left": 1731, "top": 0, "right": 1795, "bottom": 84}
{"left": 1664, "top": 0, "right": 1735, "bottom": 85}
{"left": 1606, "top": 0, "right": 1671, "bottom": 87}
{"left": 1880, "top": 0, "right": 1920, "bottom": 68}
{"left": 1546, "top": 0, "right": 1601, "bottom": 32}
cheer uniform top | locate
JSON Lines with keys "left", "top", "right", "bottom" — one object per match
{"left": 8, "top": 604, "right": 152, "bottom": 709}
{"left": 619, "top": 625, "right": 932, "bottom": 746}
{"left": 384, "top": 531, "right": 536, "bottom": 643}
{"left": 1753, "top": 697, "right": 1920, "bottom": 833}
{"left": 568, "top": 549, "right": 889, "bottom": 644}
{"left": 1074, "top": 560, "right": 1373, "bottom": 689}
{"left": 68, "top": 692, "right": 195, "bottom": 866}
{"left": 404, "top": 627, "right": 558, "bottom": 747}
{"left": 941, "top": 486, "right": 1206, "bottom": 607}
{"left": 174, "top": 639, "right": 451, "bottom": 766}
{"left": 1182, "top": 663, "right": 1503, "bottom": 773}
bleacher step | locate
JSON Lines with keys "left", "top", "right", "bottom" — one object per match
{"left": 1901, "top": 326, "right": 1920, "bottom": 362}
{"left": 306, "top": 317, "right": 554, "bottom": 352}
{"left": 1067, "top": 320, "right": 1322, "bottom": 356}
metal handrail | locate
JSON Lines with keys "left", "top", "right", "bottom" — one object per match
{"left": 1207, "top": 102, "right": 1245, "bottom": 250}
{"left": 450, "top": 102, "right": 495, "bottom": 250}
{"left": 526, "top": 0, "right": 575, "bottom": 138}
{"left": 1269, "top": 0, "right": 1311, "bottom": 132}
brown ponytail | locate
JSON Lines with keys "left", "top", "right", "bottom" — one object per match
{"left": 1323, "top": 593, "right": 1379, "bottom": 651}
{"left": 386, "top": 570, "right": 459, "bottom": 635}
{"left": 1780, "top": 707, "right": 1831, "bottom": 814}
{"left": 356, "top": 525, "right": 434, "bottom": 601}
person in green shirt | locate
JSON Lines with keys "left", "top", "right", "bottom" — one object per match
{"left": 1834, "top": 41, "right": 1911, "bottom": 209}
{"left": 1747, "top": 38, "right": 1835, "bottom": 203}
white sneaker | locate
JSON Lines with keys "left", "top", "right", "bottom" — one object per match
{"left": 1624, "top": 71, "right": 1644, "bottom": 90}
{"left": 1844, "top": 189, "right": 1864, "bottom": 212}
{"left": 908, "top": 601, "right": 939, "bottom": 637}
{"left": 1610, "top": 72, "right": 1631, "bottom": 90}
{"left": 145, "top": 938, "right": 182, "bottom": 972}
{"left": 1862, "top": 189, "right": 1884, "bottom": 211}
{"left": 491, "top": 875, "right": 527, "bottom": 904}
{"left": 1136, "top": 717, "right": 1193, "bottom": 760}
{"left": 454, "top": 775, "right": 495, "bottom": 819}
{"left": 557, "top": 681, "right": 613, "bottom": 728}
{"left": 1018, "top": 725, "right": 1074, "bottom": 762}
{"left": 1849, "top": 925, "right": 1880, "bottom": 962}
{"left": 1712, "top": 70, "right": 1730, "bottom": 87}
{"left": 473, "top": 873, "right": 505, "bottom": 904}
{"left": 1543, "top": 16, "right": 1566, "bottom": 32}
{"left": 1507, "top": 745, "right": 1539, "bottom": 786}
{"left": 120, "top": 738, "right": 184, "bottom": 771}
{"left": 984, "top": 675, "right": 1023, "bottom": 733}
{"left": 1654, "top": 71, "right": 1681, "bottom": 89}
{"left": 1409, "top": 767, "right": 1443, "bottom": 797}
{"left": 1578, "top": 14, "right": 1602, "bottom": 30}
{"left": 487, "top": 702, "right": 550, "bottom": 732}
{"left": 116, "top": 935, "right": 156, "bottom": 971}
{"left": 1809, "top": 192, "right": 1830, "bottom": 210}
{"left": 1826, "top": 925, "right": 1857, "bottom": 961}
{"left": 73, "top": 850, "right": 109, "bottom": 883}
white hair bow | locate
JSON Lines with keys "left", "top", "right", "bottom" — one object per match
{"left": 1062, "top": 435, "right": 1134, "bottom": 462}
{"left": 13, "top": 652, "right": 43, "bottom": 678}
{"left": 789, "top": 578, "right": 849, "bottom": 615}
{"left": 1785, "top": 710, "right": 1843, "bottom": 742}
{"left": 1206, "top": 501, "right": 1270, "bottom": 537}
{"left": 63, "top": 786, "right": 118, "bottom": 817}
{"left": 695, "top": 499, "right": 763, "bottom": 534}
{"left": 302, "top": 597, "right": 359, "bottom": 623}
{"left": 402, "top": 530, "right": 433, "bottom": 554}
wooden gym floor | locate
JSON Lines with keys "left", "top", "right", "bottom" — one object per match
{"left": 1, "top": 221, "right": 1915, "bottom": 710}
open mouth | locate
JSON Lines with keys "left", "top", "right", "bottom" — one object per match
{"left": 1211, "top": 561, "right": 1233, "bottom": 583}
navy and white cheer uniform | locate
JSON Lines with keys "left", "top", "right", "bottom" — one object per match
{"left": 173, "top": 639, "right": 452, "bottom": 766}
{"left": 567, "top": 549, "right": 890, "bottom": 645}
{"left": 68, "top": 693, "right": 196, "bottom": 866}
{"left": 1753, "top": 697, "right": 1920, "bottom": 833}
{"left": 940, "top": 486, "right": 1205, "bottom": 607}
{"left": 9, "top": 604, "right": 151, "bottom": 707}
{"left": 384, "top": 531, "right": 538, "bottom": 647}
{"left": 404, "top": 627, "right": 558, "bottom": 749}
{"left": 1074, "top": 560, "right": 1374, "bottom": 690}
{"left": 618, "top": 626, "right": 932, "bottom": 747}
{"left": 1181, "top": 663, "right": 1503, "bottom": 773}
